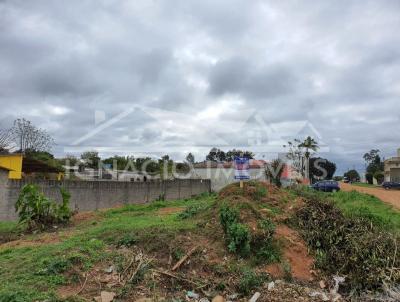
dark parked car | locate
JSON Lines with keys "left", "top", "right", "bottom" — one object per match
{"left": 382, "top": 181, "right": 400, "bottom": 190}
{"left": 311, "top": 180, "right": 341, "bottom": 192}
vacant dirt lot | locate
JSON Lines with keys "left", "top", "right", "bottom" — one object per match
{"left": 340, "top": 182, "right": 400, "bottom": 210}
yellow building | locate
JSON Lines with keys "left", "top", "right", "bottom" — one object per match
{"left": 0, "top": 154, "right": 23, "bottom": 179}
{"left": 0, "top": 153, "right": 63, "bottom": 180}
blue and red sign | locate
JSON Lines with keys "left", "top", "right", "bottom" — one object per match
{"left": 234, "top": 157, "right": 250, "bottom": 180}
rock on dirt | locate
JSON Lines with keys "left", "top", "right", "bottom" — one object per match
{"left": 267, "top": 281, "right": 275, "bottom": 291}
{"left": 94, "top": 291, "right": 116, "bottom": 302}
{"left": 212, "top": 295, "right": 225, "bottom": 302}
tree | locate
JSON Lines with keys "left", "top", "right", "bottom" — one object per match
{"left": 363, "top": 149, "right": 380, "bottom": 164}
{"left": 186, "top": 152, "right": 195, "bottom": 164}
{"left": 206, "top": 148, "right": 254, "bottom": 162}
{"left": 373, "top": 171, "right": 384, "bottom": 184}
{"left": 103, "top": 155, "right": 134, "bottom": 171}
{"left": 176, "top": 162, "right": 190, "bottom": 174}
{"left": 309, "top": 157, "right": 336, "bottom": 183}
{"left": 284, "top": 136, "right": 319, "bottom": 180}
{"left": 299, "top": 136, "right": 319, "bottom": 180}
{"left": 81, "top": 151, "right": 101, "bottom": 169}
{"left": 363, "top": 149, "right": 384, "bottom": 184}
{"left": 135, "top": 157, "right": 159, "bottom": 173}
{"left": 0, "top": 127, "right": 13, "bottom": 153}
{"left": 365, "top": 172, "right": 373, "bottom": 184}
{"left": 344, "top": 169, "right": 360, "bottom": 182}
{"left": 12, "top": 118, "right": 54, "bottom": 152}
{"left": 266, "top": 158, "right": 284, "bottom": 187}
{"left": 206, "top": 148, "right": 226, "bottom": 162}
{"left": 225, "top": 149, "right": 254, "bottom": 161}
{"left": 58, "top": 155, "right": 79, "bottom": 167}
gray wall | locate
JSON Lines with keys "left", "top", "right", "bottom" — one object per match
{"left": 0, "top": 177, "right": 211, "bottom": 221}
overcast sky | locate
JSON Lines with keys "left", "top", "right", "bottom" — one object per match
{"left": 1, "top": 0, "right": 399, "bottom": 174}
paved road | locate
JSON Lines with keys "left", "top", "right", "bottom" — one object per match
{"left": 340, "top": 182, "right": 400, "bottom": 210}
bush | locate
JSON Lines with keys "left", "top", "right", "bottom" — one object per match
{"left": 117, "top": 233, "right": 138, "bottom": 247}
{"left": 219, "top": 204, "right": 251, "bottom": 257}
{"left": 373, "top": 171, "right": 384, "bottom": 184}
{"left": 366, "top": 172, "right": 373, "bottom": 184}
{"left": 227, "top": 223, "right": 251, "bottom": 257}
{"left": 219, "top": 203, "right": 280, "bottom": 261}
{"left": 237, "top": 269, "right": 267, "bottom": 295}
{"left": 15, "top": 184, "right": 72, "bottom": 229}
{"left": 253, "top": 185, "right": 268, "bottom": 200}
{"left": 293, "top": 195, "right": 399, "bottom": 292}
{"left": 177, "top": 203, "right": 210, "bottom": 219}
{"left": 219, "top": 204, "right": 240, "bottom": 234}
{"left": 252, "top": 219, "right": 280, "bottom": 264}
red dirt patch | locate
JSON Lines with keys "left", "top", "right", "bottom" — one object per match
{"left": 266, "top": 225, "right": 314, "bottom": 281}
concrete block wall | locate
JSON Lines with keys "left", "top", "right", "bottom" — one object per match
{"left": 0, "top": 178, "right": 211, "bottom": 221}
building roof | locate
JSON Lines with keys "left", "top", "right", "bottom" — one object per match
{"left": 0, "top": 164, "right": 12, "bottom": 171}
{"left": 193, "top": 159, "right": 267, "bottom": 169}
{"left": 0, "top": 153, "right": 63, "bottom": 173}
{"left": 22, "top": 157, "right": 63, "bottom": 173}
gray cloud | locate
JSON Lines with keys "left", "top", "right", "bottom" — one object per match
{"left": 0, "top": 0, "right": 399, "bottom": 174}
{"left": 209, "top": 57, "right": 299, "bottom": 98}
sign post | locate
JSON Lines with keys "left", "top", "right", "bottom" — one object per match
{"left": 234, "top": 157, "right": 250, "bottom": 188}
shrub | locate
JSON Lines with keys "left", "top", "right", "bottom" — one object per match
{"left": 219, "top": 204, "right": 251, "bottom": 257}
{"left": 219, "top": 204, "right": 240, "bottom": 233}
{"left": 293, "top": 195, "right": 399, "bottom": 291}
{"left": 237, "top": 269, "right": 267, "bottom": 295}
{"left": 15, "top": 184, "right": 72, "bottom": 229}
{"left": 227, "top": 223, "right": 251, "bottom": 257}
{"left": 253, "top": 185, "right": 268, "bottom": 200}
{"left": 117, "top": 233, "right": 138, "bottom": 247}
{"left": 373, "top": 171, "right": 384, "bottom": 184}
{"left": 177, "top": 203, "right": 210, "bottom": 219}
{"left": 366, "top": 172, "right": 373, "bottom": 184}
{"left": 266, "top": 158, "right": 284, "bottom": 188}
{"left": 252, "top": 219, "right": 280, "bottom": 264}
{"left": 219, "top": 203, "right": 280, "bottom": 261}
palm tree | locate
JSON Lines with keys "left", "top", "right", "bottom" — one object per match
{"left": 299, "top": 136, "right": 319, "bottom": 181}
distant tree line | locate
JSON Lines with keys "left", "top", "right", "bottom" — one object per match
{"left": 205, "top": 148, "right": 254, "bottom": 162}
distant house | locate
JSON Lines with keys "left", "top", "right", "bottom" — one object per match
{"left": 192, "top": 159, "right": 268, "bottom": 191}
{"left": 384, "top": 148, "right": 400, "bottom": 182}
{"left": 0, "top": 154, "right": 63, "bottom": 180}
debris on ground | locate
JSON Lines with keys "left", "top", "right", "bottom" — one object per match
{"left": 172, "top": 245, "right": 198, "bottom": 271}
{"left": 186, "top": 291, "right": 200, "bottom": 299}
{"left": 249, "top": 292, "right": 261, "bottom": 302}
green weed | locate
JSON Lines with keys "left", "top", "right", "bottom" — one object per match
{"left": 237, "top": 269, "right": 268, "bottom": 295}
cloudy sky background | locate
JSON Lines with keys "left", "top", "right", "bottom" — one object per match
{"left": 1, "top": 0, "right": 400, "bottom": 174}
